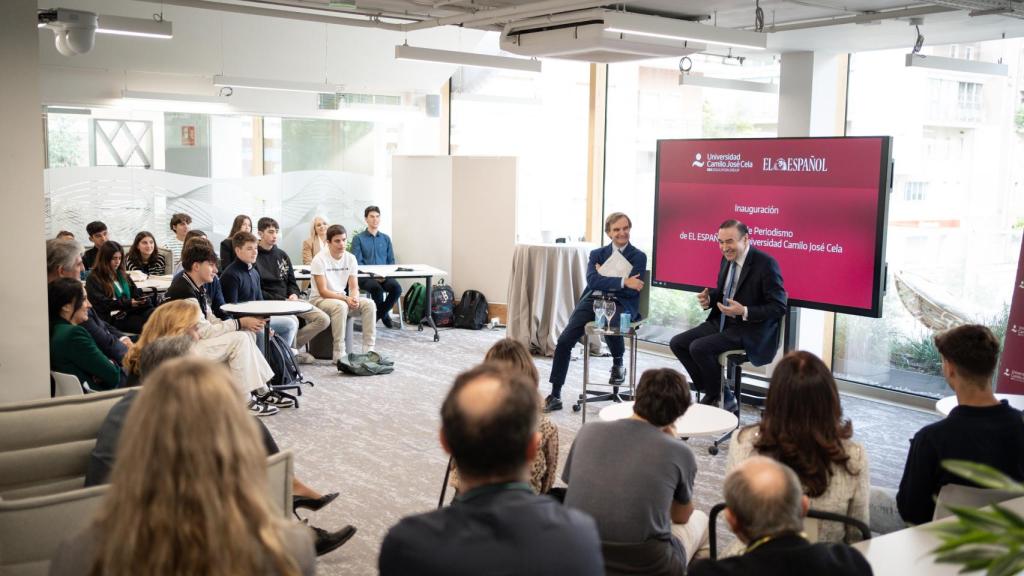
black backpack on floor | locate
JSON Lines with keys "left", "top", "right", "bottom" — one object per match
{"left": 454, "top": 290, "right": 489, "bottom": 330}
{"left": 267, "top": 333, "right": 306, "bottom": 388}
{"left": 431, "top": 280, "right": 456, "bottom": 327}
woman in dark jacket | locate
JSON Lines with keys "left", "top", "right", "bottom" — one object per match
{"left": 220, "top": 214, "right": 252, "bottom": 270}
{"left": 86, "top": 241, "right": 154, "bottom": 334}
{"left": 49, "top": 278, "right": 124, "bottom": 391}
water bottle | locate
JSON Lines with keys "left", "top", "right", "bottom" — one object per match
{"left": 619, "top": 312, "right": 631, "bottom": 333}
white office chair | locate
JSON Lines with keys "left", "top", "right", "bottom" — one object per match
{"left": 51, "top": 371, "right": 86, "bottom": 397}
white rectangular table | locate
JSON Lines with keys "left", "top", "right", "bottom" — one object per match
{"left": 852, "top": 495, "right": 1024, "bottom": 576}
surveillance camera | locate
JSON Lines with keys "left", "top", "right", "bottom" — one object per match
{"left": 38, "top": 8, "right": 97, "bottom": 56}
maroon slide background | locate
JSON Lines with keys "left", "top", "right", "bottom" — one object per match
{"left": 654, "top": 138, "right": 886, "bottom": 313}
{"left": 996, "top": 241, "right": 1024, "bottom": 394}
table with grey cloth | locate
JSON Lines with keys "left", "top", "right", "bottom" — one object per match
{"left": 507, "top": 242, "right": 597, "bottom": 356}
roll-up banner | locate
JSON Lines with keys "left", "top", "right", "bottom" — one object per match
{"left": 997, "top": 240, "right": 1024, "bottom": 393}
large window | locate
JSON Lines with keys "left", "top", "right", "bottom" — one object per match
{"left": 604, "top": 55, "right": 780, "bottom": 344}
{"left": 44, "top": 92, "right": 442, "bottom": 262}
{"left": 834, "top": 40, "right": 1024, "bottom": 398}
{"left": 450, "top": 59, "right": 591, "bottom": 243}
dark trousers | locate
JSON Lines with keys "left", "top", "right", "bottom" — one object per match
{"left": 668, "top": 320, "right": 743, "bottom": 400}
{"left": 548, "top": 295, "right": 624, "bottom": 398}
{"left": 358, "top": 277, "right": 403, "bottom": 322}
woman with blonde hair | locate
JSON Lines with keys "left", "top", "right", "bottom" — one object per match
{"left": 449, "top": 338, "right": 560, "bottom": 495}
{"left": 301, "top": 216, "right": 328, "bottom": 265}
{"left": 122, "top": 299, "right": 201, "bottom": 383}
{"left": 51, "top": 357, "right": 315, "bottom": 575}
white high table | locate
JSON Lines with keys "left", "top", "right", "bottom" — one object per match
{"left": 935, "top": 393, "right": 1024, "bottom": 415}
{"left": 598, "top": 400, "right": 738, "bottom": 438}
{"left": 852, "top": 495, "right": 1024, "bottom": 576}
{"left": 220, "top": 300, "right": 314, "bottom": 352}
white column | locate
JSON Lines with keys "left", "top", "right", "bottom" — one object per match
{"left": 0, "top": 0, "right": 49, "bottom": 403}
{"left": 778, "top": 51, "right": 848, "bottom": 362}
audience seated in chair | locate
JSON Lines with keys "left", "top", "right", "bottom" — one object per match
{"left": 47, "top": 239, "right": 130, "bottom": 366}
{"left": 163, "top": 244, "right": 289, "bottom": 417}
{"left": 85, "top": 241, "right": 155, "bottom": 334}
{"left": 308, "top": 224, "right": 377, "bottom": 362}
{"left": 220, "top": 214, "right": 252, "bottom": 270}
{"left": 84, "top": 334, "right": 356, "bottom": 558}
{"left": 379, "top": 363, "right": 603, "bottom": 576}
{"left": 163, "top": 211, "right": 192, "bottom": 267}
{"left": 871, "top": 324, "right": 1024, "bottom": 533}
{"left": 81, "top": 221, "right": 107, "bottom": 271}
{"left": 48, "top": 278, "right": 125, "bottom": 392}
{"left": 256, "top": 217, "right": 328, "bottom": 363}
{"left": 689, "top": 457, "right": 873, "bottom": 576}
{"left": 723, "top": 351, "right": 868, "bottom": 556}
{"left": 50, "top": 357, "right": 317, "bottom": 576}
{"left": 448, "top": 338, "right": 559, "bottom": 496}
{"left": 351, "top": 205, "right": 403, "bottom": 329}
{"left": 55, "top": 230, "right": 75, "bottom": 240}
{"left": 301, "top": 215, "right": 328, "bottom": 266}
{"left": 562, "top": 368, "right": 707, "bottom": 574}
{"left": 220, "top": 231, "right": 299, "bottom": 355}
{"left": 124, "top": 231, "right": 166, "bottom": 276}
{"left": 172, "top": 235, "right": 230, "bottom": 320}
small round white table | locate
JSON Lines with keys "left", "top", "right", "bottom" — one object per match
{"left": 935, "top": 393, "right": 1024, "bottom": 416}
{"left": 598, "top": 401, "right": 739, "bottom": 438}
{"left": 220, "top": 300, "right": 314, "bottom": 351}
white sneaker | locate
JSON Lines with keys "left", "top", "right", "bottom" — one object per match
{"left": 294, "top": 351, "right": 315, "bottom": 365}
{"left": 248, "top": 399, "right": 279, "bottom": 417}
{"left": 260, "top": 391, "right": 296, "bottom": 409}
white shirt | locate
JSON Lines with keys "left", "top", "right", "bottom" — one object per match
{"left": 309, "top": 249, "right": 358, "bottom": 300}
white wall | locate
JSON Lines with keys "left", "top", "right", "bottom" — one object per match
{"left": 452, "top": 156, "right": 517, "bottom": 305}
{"left": 1, "top": 0, "right": 49, "bottom": 403}
{"left": 392, "top": 155, "right": 517, "bottom": 304}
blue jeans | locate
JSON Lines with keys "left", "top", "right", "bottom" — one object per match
{"left": 548, "top": 295, "right": 624, "bottom": 399}
{"left": 254, "top": 315, "right": 300, "bottom": 353}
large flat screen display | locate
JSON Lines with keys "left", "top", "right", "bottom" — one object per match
{"left": 652, "top": 136, "right": 892, "bottom": 317}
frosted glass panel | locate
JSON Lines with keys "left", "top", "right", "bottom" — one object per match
{"left": 44, "top": 166, "right": 384, "bottom": 263}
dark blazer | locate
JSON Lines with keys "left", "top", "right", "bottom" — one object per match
{"left": 80, "top": 309, "right": 127, "bottom": 364}
{"left": 687, "top": 534, "right": 872, "bottom": 576}
{"left": 220, "top": 237, "right": 236, "bottom": 270}
{"left": 50, "top": 320, "right": 124, "bottom": 391}
{"left": 705, "top": 246, "right": 787, "bottom": 365}
{"left": 85, "top": 272, "right": 145, "bottom": 322}
{"left": 585, "top": 243, "right": 647, "bottom": 318}
{"left": 379, "top": 483, "right": 604, "bottom": 576}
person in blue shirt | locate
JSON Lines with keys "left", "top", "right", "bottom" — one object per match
{"left": 219, "top": 231, "right": 299, "bottom": 353}
{"left": 350, "top": 205, "right": 402, "bottom": 329}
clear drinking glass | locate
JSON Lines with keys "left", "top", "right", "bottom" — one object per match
{"left": 603, "top": 300, "right": 616, "bottom": 332}
{"left": 593, "top": 298, "right": 606, "bottom": 330}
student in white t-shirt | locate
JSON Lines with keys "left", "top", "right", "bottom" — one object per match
{"left": 309, "top": 224, "right": 377, "bottom": 361}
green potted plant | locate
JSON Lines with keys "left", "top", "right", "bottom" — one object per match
{"left": 930, "top": 460, "right": 1024, "bottom": 576}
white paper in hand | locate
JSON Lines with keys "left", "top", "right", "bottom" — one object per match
{"left": 599, "top": 249, "right": 632, "bottom": 279}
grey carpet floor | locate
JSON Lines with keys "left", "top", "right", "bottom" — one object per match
{"left": 263, "top": 325, "right": 940, "bottom": 575}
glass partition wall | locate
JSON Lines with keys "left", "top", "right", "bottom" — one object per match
{"left": 834, "top": 39, "right": 1024, "bottom": 398}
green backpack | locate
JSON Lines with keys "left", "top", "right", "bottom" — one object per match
{"left": 403, "top": 282, "right": 428, "bottom": 324}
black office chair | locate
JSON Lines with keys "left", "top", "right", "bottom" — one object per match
{"left": 707, "top": 501, "right": 870, "bottom": 560}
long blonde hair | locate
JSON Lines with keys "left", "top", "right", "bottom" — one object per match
{"left": 90, "top": 357, "right": 301, "bottom": 576}
{"left": 307, "top": 216, "right": 327, "bottom": 255}
{"left": 122, "top": 300, "right": 201, "bottom": 376}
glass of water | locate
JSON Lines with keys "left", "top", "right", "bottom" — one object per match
{"left": 593, "top": 298, "right": 606, "bottom": 330}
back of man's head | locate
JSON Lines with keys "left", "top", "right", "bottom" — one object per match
{"left": 440, "top": 363, "right": 539, "bottom": 480}
{"left": 934, "top": 324, "right": 1000, "bottom": 383}
{"left": 137, "top": 335, "right": 195, "bottom": 380}
{"left": 633, "top": 368, "right": 691, "bottom": 427}
{"left": 46, "top": 238, "right": 82, "bottom": 279}
{"left": 724, "top": 456, "right": 804, "bottom": 542}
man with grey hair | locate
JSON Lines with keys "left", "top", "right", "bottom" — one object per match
{"left": 688, "top": 456, "right": 872, "bottom": 576}
{"left": 46, "top": 238, "right": 131, "bottom": 365}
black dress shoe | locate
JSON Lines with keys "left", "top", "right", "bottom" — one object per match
{"left": 293, "top": 492, "right": 339, "bottom": 512}
{"left": 381, "top": 315, "right": 394, "bottom": 329}
{"left": 722, "top": 395, "right": 738, "bottom": 414}
{"left": 543, "top": 395, "right": 563, "bottom": 413}
{"left": 698, "top": 394, "right": 720, "bottom": 407}
{"left": 312, "top": 524, "right": 357, "bottom": 556}
{"left": 609, "top": 365, "right": 626, "bottom": 385}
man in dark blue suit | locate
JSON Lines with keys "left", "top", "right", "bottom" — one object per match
{"left": 544, "top": 212, "right": 647, "bottom": 412}
{"left": 669, "top": 220, "right": 787, "bottom": 411}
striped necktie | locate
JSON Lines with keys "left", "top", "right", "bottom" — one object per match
{"left": 719, "top": 262, "right": 736, "bottom": 332}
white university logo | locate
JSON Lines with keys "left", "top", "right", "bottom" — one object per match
{"left": 692, "top": 153, "right": 705, "bottom": 168}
